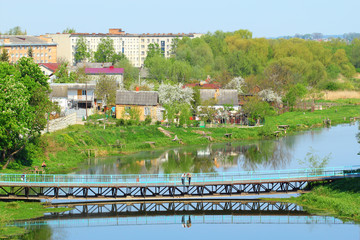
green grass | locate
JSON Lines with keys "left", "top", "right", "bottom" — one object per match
{"left": 0, "top": 201, "right": 69, "bottom": 238}
{"left": 280, "top": 178, "right": 360, "bottom": 222}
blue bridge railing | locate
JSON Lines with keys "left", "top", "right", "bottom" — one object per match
{"left": 0, "top": 165, "right": 359, "bottom": 186}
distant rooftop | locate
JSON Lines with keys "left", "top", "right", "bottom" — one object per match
{"left": 0, "top": 35, "right": 56, "bottom": 46}
{"left": 85, "top": 67, "right": 124, "bottom": 74}
{"left": 50, "top": 28, "right": 199, "bottom": 38}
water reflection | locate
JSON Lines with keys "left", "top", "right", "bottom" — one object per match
{"left": 76, "top": 123, "right": 360, "bottom": 175}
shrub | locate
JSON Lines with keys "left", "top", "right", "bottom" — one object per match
{"left": 116, "top": 119, "right": 125, "bottom": 126}
{"left": 144, "top": 116, "right": 152, "bottom": 125}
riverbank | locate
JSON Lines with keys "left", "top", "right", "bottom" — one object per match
{"left": 280, "top": 178, "right": 360, "bottom": 223}
{"left": 0, "top": 201, "right": 69, "bottom": 238}
{"left": 2, "top": 103, "right": 359, "bottom": 174}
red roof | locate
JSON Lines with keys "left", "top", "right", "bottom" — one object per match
{"left": 184, "top": 83, "right": 221, "bottom": 89}
{"left": 85, "top": 67, "right": 124, "bottom": 74}
{"left": 38, "top": 63, "right": 60, "bottom": 72}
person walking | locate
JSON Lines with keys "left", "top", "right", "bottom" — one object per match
{"left": 181, "top": 173, "right": 186, "bottom": 186}
{"left": 187, "top": 173, "right": 192, "bottom": 186}
{"left": 42, "top": 161, "right": 47, "bottom": 173}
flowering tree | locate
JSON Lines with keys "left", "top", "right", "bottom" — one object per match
{"left": 258, "top": 89, "right": 282, "bottom": 104}
{"left": 158, "top": 83, "right": 193, "bottom": 105}
{"left": 224, "top": 76, "right": 245, "bottom": 94}
{"left": 129, "top": 80, "right": 155, "bottom": 91}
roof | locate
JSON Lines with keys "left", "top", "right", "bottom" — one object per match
{"left": 50, "top": 85, "right": 68, "bottom": 98}
{"left": 50, "top": 83, "right": 96, "bottom": 90}
{"left": 200, "top": 89, "right": 239, "bottom": 106}
{"left": 116, "top": 91, "right": 158, "bottom": 106}
{"left": 0, "top": 35, "right": 56, "bottom": 46}
{"left": 39, "top": 63, "right": 60, "bottom": 73}
{"left": 184, "top": 83, "right": 221, "bottom": 89}
{"left": 85, "top": 67, "right": 124, "bottom": 74}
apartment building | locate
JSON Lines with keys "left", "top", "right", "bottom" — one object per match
{"left": 47, "top": 28, "right": 202, "bottom": 67}
{"left": 0, "top": 35, "right": 57, "bottom": 63}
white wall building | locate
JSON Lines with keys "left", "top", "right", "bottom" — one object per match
{"left": 47, "top": 28, "right": 202, "bottom": 67}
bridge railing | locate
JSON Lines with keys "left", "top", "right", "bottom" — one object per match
{"left": 0, "top": 165, "right": 359, "bottom": 186}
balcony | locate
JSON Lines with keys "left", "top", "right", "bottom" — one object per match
{"left": 68, "top": 95, "right": 94, "bottom": 102}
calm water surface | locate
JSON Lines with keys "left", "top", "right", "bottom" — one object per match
{"left": 20, "top": 123, "right": 360, "bottom": 239}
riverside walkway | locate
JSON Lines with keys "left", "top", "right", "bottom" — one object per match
{"left": 0, "top": 165, "right": 359, "bottom": 200}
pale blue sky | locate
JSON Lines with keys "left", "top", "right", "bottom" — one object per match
{"left": 1, "top": 0, "right": 359, "bottom": 37}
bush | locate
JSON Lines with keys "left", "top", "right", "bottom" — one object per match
{"left": 321, "top": 81, "right": 341, "bottom": 91}
{"left": 144, "top": 116, "right": 152, "bottom": 125}
{"left": 155, "top": 121, "right": 161, "bottom": 125}
{"left": 7, "top": 162, "right": 21, "bottom": 170}
{"left": 116, "top": 119, "right": 125, "bottom": 126}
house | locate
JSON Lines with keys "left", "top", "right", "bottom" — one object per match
{"left": 50, "top": 83, "right": 96, "bottom": 120}
{"left": 85, "top": 66, "right": 124, "bottom": 87}
{"left": 115, "top": 91, "right": 160, "bottom": 121}
{"left": 39, "top": 63, "right": 60, "bottom": 76}
{"left": 200, "top": 89, "right": 239, "bottom": 109}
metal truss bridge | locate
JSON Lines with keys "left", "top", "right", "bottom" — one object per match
{"left": 12, "top": 200, "right": 348, "bottom": 228}
{"left": 0, "top": 165, "right": 359, "bottom": 200}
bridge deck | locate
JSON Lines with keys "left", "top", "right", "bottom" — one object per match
{"left": 0, "top": 166, "right": 358, "bottom": 200}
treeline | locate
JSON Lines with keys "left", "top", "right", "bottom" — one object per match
{"left": 144, "top": 29, "right": 360, "bottom": 93}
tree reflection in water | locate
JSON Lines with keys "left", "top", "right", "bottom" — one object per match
{"left": 79, "top": 138, "right": 299, "bottom": 175}
{"left": 19, "top": 225, "right": 54, "bottom": 240}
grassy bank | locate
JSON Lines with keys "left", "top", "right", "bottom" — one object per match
{"left": 1, "top": 104, "right": 358, "bottom": 174}
{"left": 280, "top": 178, "right": 360, "bottom": 222}
{"left": 0, "top": 201, "right": 69, "bottom": 238}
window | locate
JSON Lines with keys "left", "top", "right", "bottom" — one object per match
{"left": 49, "top": 49, "right": 51, "bottom": 52}
{"left": 49, "top": 56, "right": 51, "bottom": 59}
{"left": 144, "top": 107, "right": 150, "bottom": 116}
{"left": 82, "top": 90, "right": 87, "bottom": 95}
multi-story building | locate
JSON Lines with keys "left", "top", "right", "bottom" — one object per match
{"left": 47, "top": 28, "right": 202, "bottom": 67}
{"left": 0, "top": 35, "right": 57, "bottom": 63}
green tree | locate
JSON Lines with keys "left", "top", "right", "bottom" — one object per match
{"left": 114, "top": 57, "right": 139, "bottom": 88}
{"left": 28, "top": 47, "right": 33, "bottom": 58}
{"left": 54, "top": 62, "right": 76, "bottom": 83}
{"left": 0, "top": 58, "right": 52, "bottom": 169}
{"left": 0, "top": 49, "right": 9, "bottom": 62}
{"left": 94, "top": 38, "right": 116, "bottom": 63}
{"left": 74, "top": 36, "right": 91, "bottom": 63}
{"left": 242, "top": 96, "right": 274, "bottom": 122}
{"left": 5, "top": 26, "right": 26, "bottom": 35}
{"left": 62, "top": 28, "right": 76, "bottom": 34}
{"left": 283, "top": 83, "right": 308, "bottom": 110}
{"left": 95, "top": 75, "right": 118, "bottom": 106}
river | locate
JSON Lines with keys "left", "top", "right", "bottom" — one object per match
{"left": 19, "top": 123, "right": 360, "bottom": 239}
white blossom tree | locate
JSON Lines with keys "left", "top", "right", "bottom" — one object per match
{"left": 225, "top": 76, "right": 245, "bottom": 94}
{"left": 258, "top": 89, "right": 282, "bottom": 104}
{"left": 158, "top": 83, "right": 193, "bottom": 105}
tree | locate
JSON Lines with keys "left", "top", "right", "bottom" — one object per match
{"left": 0, "top": 58, "right": 52, "bottom": 169}
{"left": 0, "top": 74, "right": 30, "bottom": 168}
{"left": 242, "top": 96, "right": 274, "bottom": 121}
{"left": 0, "top": 49, "right": 9, "bottom": 62}
{"left": 95, "top": 75, "right": 118, "bottom": 106}
{"left": 62, "top": 28, "right": 76, "bottom": 34}
{"left": 74, "top": 36, "right": 90, "bottom": 63}
{"left": 28, "top": 47, "right": 33, "bottom": 58}
{"left": 94, "top": 38, "right": 116, "bottom": 63}
{"left": 225, "top": 76, "right": 245, "bottom": 94}
{"left": 158, "top": 83, "right": 193, "bottom": 105}
{"left": 282, "top": 83, "right": 308, "bottom": 110}
{"left": 54, "top": 62, "right": 76, "bottom": 83}
{"left": 114, "top": 57, "right": 139, "bottom": 89}
{"left": 5, "top": 26, "right": 26, "bottom": 35}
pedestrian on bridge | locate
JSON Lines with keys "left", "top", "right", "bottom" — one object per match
{"left": 181, "top": 173, "right": 186, "bottom": 186}
{"left": 187, "top": 173, "right": 192, "bottom": 186}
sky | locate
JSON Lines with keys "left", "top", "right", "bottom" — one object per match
{"left": 1, "top": 0, "right": 359, "bottom": 38}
